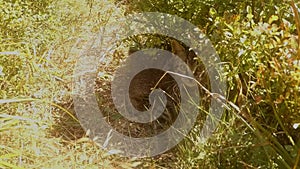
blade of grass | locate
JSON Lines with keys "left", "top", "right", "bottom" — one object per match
{"left": 293, "top": 149, "right": 300, "bottom": 169}
{"left": 0, "top": 160, "right": 25, "bottom": 169}
{"left": 0, "top": 98, "right": 79, "bottom": 122}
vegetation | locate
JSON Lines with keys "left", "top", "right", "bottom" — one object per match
{"left": 1, "top": 0, "right": 299, "bottom": 168}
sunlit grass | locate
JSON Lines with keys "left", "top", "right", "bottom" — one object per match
{"left": 0, "top": 0, "right": 142, "bottom": 168}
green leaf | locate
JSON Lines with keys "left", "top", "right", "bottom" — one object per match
{"left": 224, "top": 22, "right": 233, "bottom": 32}
{"left": 268, "top": 15, "right": 279, "bottom": 24}
{"left": 247, "top": 13, "right": 254, "bottom": 20}
{"left": 246, "top": 6, "right": 252, "bottom": 14}
{"left": 209, "top": 8, "right": 217, "bottom": 17}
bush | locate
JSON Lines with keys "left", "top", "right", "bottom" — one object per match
{"left": 116, "top": 0, "right": 300, "bottom": 168}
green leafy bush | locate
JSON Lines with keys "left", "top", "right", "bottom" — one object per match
{"left": 116, "top": 0, "right": 300, "bottom": 168}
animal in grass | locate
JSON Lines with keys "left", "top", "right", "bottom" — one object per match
{"left": 127, "top": 39, "right": 205, "bottom": 127}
